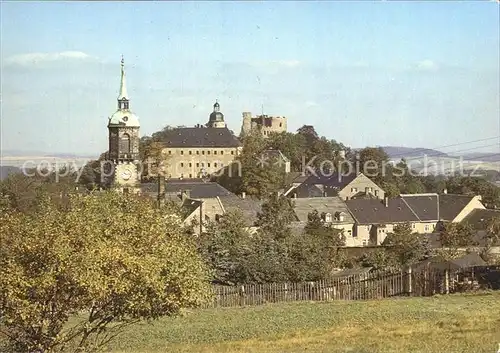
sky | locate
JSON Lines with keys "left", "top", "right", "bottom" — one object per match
{"left": 1, "top": 1, "right": 499, "bottom": 157}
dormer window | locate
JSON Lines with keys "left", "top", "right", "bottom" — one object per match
{"left": 324, "top": 213, "right": 332, "bottom": 222}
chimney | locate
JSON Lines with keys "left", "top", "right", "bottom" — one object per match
{"left": 241, "top": 191, "right": 246, "bottom": 199}
{"left": 384, "top": 196, "right": 389, "bottom": 208}
{"left": 293, "top": 193, "right": 297, "bottom": 199}
{"left": 443, "top": 188, "right": 448, "bottom": 194}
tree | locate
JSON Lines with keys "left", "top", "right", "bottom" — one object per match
{"left": 439, "top": 222, "right": 477, "bottom": 247}
{"left": 284, "top": 210, "right": 347, "bottom": 281}
{"left": 382, "top": 223, "right": 430, "bottom": 267}
{"left": 266, "top": 132, "right": 306, "bottom": 172}
{"left": 485, "top": 216, "right": 500, "bottom": 246}
{"left": 255, "top": 193, "right": 296, "bottom": 241}
{"left": 446, "top": 176, "right": 500, "bottom": 209}
{"left": 0, "top": 191, "right": 210, "bottom": 353}
{"left": 198, "top": 210, "right": 253, "bottom": 285}
{"left": 355, "top": 147, "right": 390, "bottom": 180}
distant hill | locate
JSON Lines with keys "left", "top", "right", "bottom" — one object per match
{"left": 380, "top": 146, "right": 449, "bottom": 159}
{"left": 0, "top": 166, "right": 22, "bottom": 180}
{"left": 458, "top": 152, "right": 500, "bottom": 163}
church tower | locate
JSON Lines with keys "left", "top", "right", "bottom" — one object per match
{"left": 107, "top": 56, "right": 141, "bottom": 194}
{"left": 206, "top": 100, "right": 226, "bottom": 128}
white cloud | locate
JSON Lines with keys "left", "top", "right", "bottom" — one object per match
{"left": 4, "top": 51, "right": 98, "bottom": 66}
{"left": 416, "top": 59, "right": 439, "bottom": 72}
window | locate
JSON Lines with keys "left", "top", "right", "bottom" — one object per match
{"left": 214, "top": 151, "right": 217, "bottom": 155}
{"left": 231, "top": 151, "right": 234, "bottom": 155}
{"left": 324, "top": 213, "right": 332, "bottom": 222}
{"left": 351, "top": 187, "right": 358, "bottom": 192}
{"left": 119, "top": 133, "right": 131, "bottom": 154}
{"left": 424, "top": 225, "right": 430, "bottom": 232}
{"left": 189, "top": 151, "right": 192, "bottom": 155}
{"left": 374, "top": 190, "right": 379, "bottom": 196}
{"left": 196, "top": 163, "right": 199, "bottom": 167}
{"left": 189, "top": 174, "right": 192, "bottom": 178}
{"left": 180, "top": 163, "right": 184, "bottom": 167}
{"left": 279, "top": 123, "right": 282, "bottom": 127}
{"left": 412, "top": 223, "right": 416, "bottom": 229}
{"left": 221, "top": 151, "right": 224, "bottom": 155}
{"left": 214, "top": 163, "right": 218, "bottom": 168}
{"left": 180, "top": 151, "right": 184, "bottom": 155}
{"left": 189, "top": 163, "right": 192, "bottom": 167}
{"left": 207, "top": 163, "right": 211, "bottom": 167}
{"left": 201, "top": 163, "right": 204, "bottom": 167}
{"left": 196, "top": 151, "right": 199, "bottom": 155}
{"left": 168, "top": 150, "right": 172, "bottom": 155}
{"left": 202, "top": 151, "right": 205, "bottom": 155}
{"left": 347, "top": 230, "right": 352, "bottom": 236}
{"left": 207, "top": 151, "right": 211, "bottom": 155}
{"left": 220, "top": 163, "right": 224, "bottom": 167}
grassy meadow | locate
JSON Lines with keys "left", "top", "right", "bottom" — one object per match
{"left": 103, "top": 291, "right": 500, "bottom": 353}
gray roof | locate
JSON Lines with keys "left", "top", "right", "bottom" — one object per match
{"left": 439, "top": 194, "right": 477, "bottom": 221}
{"left": 461, "top": 208, "right": 500, "bottom": 230}
{"left": 165, "top": 181, "right": 233, "bottom": 198}
{"left": 292, "top": 197, "right": 354, "bottom": 224}
{"left": 303, "top": 172, "right": 358, "bottom": 189}
{"left": 400, "top": 194, "right": 439, "bottom": 221}
{"left": 346, "top": 198, "right": 419, "bottom": 225}
{"left": 159, "top": 127, "right": 241, "bottom": 148}
{"left": 413, "top": 253, "right": 486, "bottom": 272}
{"left": 218, "top": 194, "right": 262, "bottom": 226}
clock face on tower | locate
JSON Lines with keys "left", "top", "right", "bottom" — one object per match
{"left": 121, "top": 168, "right": 132, "bottom": 181}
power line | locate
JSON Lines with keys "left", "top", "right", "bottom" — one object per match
{"left": 386, "top": 136, "right": 500, "bottom": 160}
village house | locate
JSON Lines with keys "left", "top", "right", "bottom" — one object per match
{"left": 345, "top": 192, "right": 487, "bottom": 246}
{"left": 142, "top": 179, "right": 261, "bottom": 234}
{"left": 285, "top": 172, "right": 385, "bottom": 200}
{"left": 290, "top": 196, "right": 358, "bottom": 245}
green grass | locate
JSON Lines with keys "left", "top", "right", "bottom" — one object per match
{"left": 103, "top": 292, "right": 500, "bottom": 353}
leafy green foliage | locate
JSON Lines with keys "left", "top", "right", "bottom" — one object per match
{"left": 382, "top": 223, "right": 430, "bottom": 267}
{"left": 0, "top": 191, "right": 210, "bottom": 353}
{"left": 439, "top": 222, "right": 478, "bottom": 247}
{"left": 255, "top": 193, "right": 296, "bottom": 240}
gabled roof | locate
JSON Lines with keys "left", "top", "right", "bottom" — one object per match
{"left": 461, "top": 208, "right": 500, "bottom": 230}
{"left": 346, "top": 198, "right": 419, "bottom": 224}
{"left": 218, "top": 194, "right": 262, "bottom": 226}
{"left": 400, "top": 194, "right": 439, "bottom": 221}
{"left": 164, "top": 181, "right": 233, "bottom": 198}
{"left": 439, "top": 194, "right": 478, "bottom": 221}
{"left": 159, "top": 127, "right": 241, "bottom": 148}
{"left": 302, "top": 172, "right": 358, "bottom": 189}
{"left": 293, "top": 197, "right": 354, "bottom": 224}
{"left": 285, "top": 172, "right": 309, "bottom": 185}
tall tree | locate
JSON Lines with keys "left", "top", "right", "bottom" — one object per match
{"left": 0, "top": 191, "right": 210, "bottom": 353}
{"left": 255, "top": 193, "right": 296, "bottom": 241}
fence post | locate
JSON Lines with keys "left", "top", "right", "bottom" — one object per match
{"left": 240, "top": 285, "right": 246, "bottom": 306}
{"left": 445, "top": 269, "right": 450, "bottom": 294}
{"left": 407, "top": 266, "right": 412, "bottom": 296}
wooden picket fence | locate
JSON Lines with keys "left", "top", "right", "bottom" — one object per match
{"left": 201, "top": 265, "right": 500, "bottom": 308}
